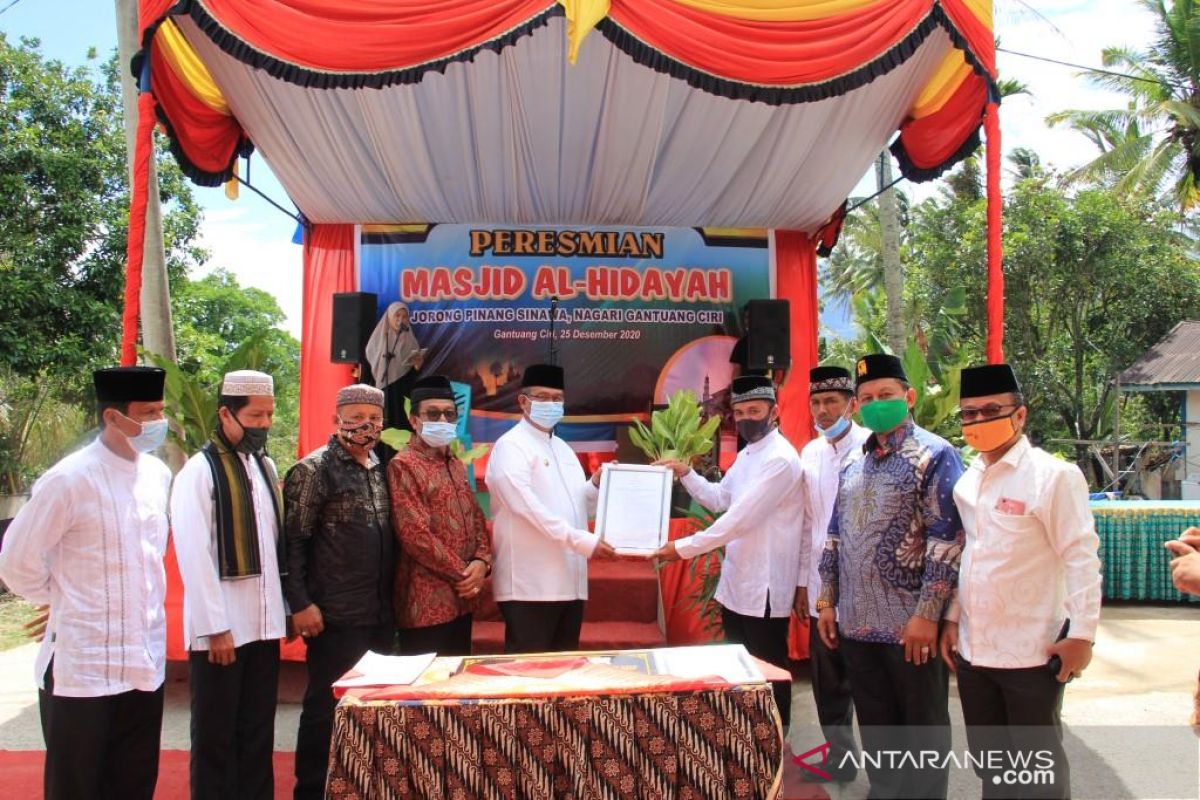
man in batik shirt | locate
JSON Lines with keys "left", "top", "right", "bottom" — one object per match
{"left": 389, "top": 375, "right": 491, "bottom": 655}
{"left": 816, "top": 353, "right": 964, "bottom": 799}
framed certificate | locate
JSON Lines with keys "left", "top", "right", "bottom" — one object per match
{"left": 595, "top": 464, "right": 673, "bottom": 555}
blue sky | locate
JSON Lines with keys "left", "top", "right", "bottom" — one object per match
{"left": 2, "top": 1, "right": 1157, "bottom": 340}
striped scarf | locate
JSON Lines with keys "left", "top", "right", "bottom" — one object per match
{"left": 200, "top": 432, "right": 285, "bottom": 580}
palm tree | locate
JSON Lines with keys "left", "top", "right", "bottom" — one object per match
{"left": 1046, "top": 0, "right": 1200, "bottom": 209}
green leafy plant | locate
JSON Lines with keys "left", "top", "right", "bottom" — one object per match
{"left": 676, "top": 505, "right": 725, "bottom": 637}
{"left": 628, "top": 390, "right": 721, "bottom": 464}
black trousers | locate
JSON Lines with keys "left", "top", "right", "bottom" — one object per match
{"left": 498, "top": 599, "right": 585, "bottom": 653}
{"left": 808, "top": 616, "right": 859, "bottom": 779}
{"left": 294, "top": 623, "right": 394, "bottom": 800}
{"left": 955, "top": 655, "right": 1069, "bottom": 800}
{"left": 840, "top": 637, "right": 951, "bottom": 800}
{"left": 189, "top": 638, "right": 280, "bottom": 800}
{"left": 399, "top": 613, "right": 474, "bottom": 657}
{"left": 39, "top": 663, "right": 164, "bottom": 800}
{"left": 721, "top": 605, "right": 792, "bottom": 725}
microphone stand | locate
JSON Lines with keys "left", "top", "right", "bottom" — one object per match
{"left": 549, "top": 296, "right": 559, "bottom": 366}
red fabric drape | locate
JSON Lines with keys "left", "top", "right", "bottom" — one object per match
{"left": 170, "top": 0, "right": 555, "bottom": 71}
{"left": 120, "top": 91, "right": 157, "bottom": 366}
{"left": 299, "top": 224, "right": 356, "bottom": 458}
{"left": 609, "top": 0, "right": 933, "bottom": 86}
{"left": 150, "top": 45, "right": 246, "bottom": 182}
{"left": 772, "top": 230, "right": 819, "bottom": 663}
{"left": 774, "top": 231, "right": 820, "bottom": 450}
{"left": 894, "top": 73, "right": 986, "bottom": 175}
{"left": 984, "top": 101, "right": 1004, "bottom": 363}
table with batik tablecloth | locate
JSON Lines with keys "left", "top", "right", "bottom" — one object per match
{"left": 1091, "top": 501, "right": 1200, "bottom": 601}
{"left": 326, "top": 652, "right": 784, "bottom": 799}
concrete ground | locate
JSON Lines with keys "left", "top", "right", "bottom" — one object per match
{"left": 1, "top": 603, "right": 1197, "bottom": 797}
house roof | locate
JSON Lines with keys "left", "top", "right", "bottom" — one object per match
{"left": 1120, "top": 321, "right": 1200, "bottom": 389}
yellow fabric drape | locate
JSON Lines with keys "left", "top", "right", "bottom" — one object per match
{"left": 911, "top": 51, "right": 973, "bottom": 118}
{"left": 155, "top": 17, "right": 231, "bottom": 115}
{"left": 671, "top": 0, "right": 883, "bottom": 21}
{"left": 558, "top": 0, "right": 611, "bottom": 64}
{"left": 224, "top": 159, "right": 239, "bottom": 200}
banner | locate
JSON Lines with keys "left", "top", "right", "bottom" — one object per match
{"left": 359, "top": 224, "right": 772, "bottom": 441}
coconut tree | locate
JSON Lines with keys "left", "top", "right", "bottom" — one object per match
{"left": 1047, "top": 0, "right": 1200, "bottom": 209}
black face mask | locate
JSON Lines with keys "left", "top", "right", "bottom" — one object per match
{"left": 231, "top": 414, "right": 270, "bottom": 455}
{"left": 737, "top": 417, "right": 773, "bottom": 444}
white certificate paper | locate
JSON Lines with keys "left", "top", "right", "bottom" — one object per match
{"left": 595, "top": 464, "right": 672, "bottom": 554}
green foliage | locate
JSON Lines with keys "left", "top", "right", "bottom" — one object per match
{"left": 166, "top": 271, "right": 301, "bottom": 470}
{"left": 0, "top": 37, "right": 202, "bottom": 388}
{"left": 0, "top": 369, "right": 89, "bottom": 494}
{"left": 674, "top": 505, "right": 725, "bottom": 637}
{"left": 904, "top": 164, "right": 1200, "bottom": 481}
{"left": 628, "top": 390, "right": 721, "bottom": 464}
{"left": 1045, "top": 0, "right": 1200, "bottom": 209}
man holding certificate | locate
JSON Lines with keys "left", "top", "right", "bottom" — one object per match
{"left": 486, "top": 364, "right": 617, "bottom": 653}
{"left": 650, "top": 375, "right": 804, "bottom": 724}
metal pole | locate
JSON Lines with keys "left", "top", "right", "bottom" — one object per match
{"left": 1112, "top": 376, "right": 1121, "bottom": 492}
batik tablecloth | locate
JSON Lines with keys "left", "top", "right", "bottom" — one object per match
{"left": 326, "top": 665, "right": 783, "bottom": 799}
{"left": 1092, "top": 501, "right": 1200, "bottom": 601}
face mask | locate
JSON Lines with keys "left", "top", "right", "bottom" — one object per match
{"left": 737, "top": 417, "right": 773, "bottom": 444}
{"left": 962, "top": 413, "right": 1018, "bottom": 452}
{"left": 528, "top": 401, "right": 564, "bottom": 430}
{"left": 815, "top": 415, "right": 851, "bottom": 440}
{"left": 230, "top": 414, "right": 270, "bottom": 455}
{"left": 123, "top": 416, "right": 168, "bottom": 453}
{"left": 337, "top": 418, "right": 381, "bottom": 449}
{"left": 859, "top": 397, "right": 909, "bottom": 434}
{"left": 419, "top": 421, "right": 458, "bottom": 448}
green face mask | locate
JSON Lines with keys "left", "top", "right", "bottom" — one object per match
{"left": 859, "top": 397, "right": 910, "bottom": 434}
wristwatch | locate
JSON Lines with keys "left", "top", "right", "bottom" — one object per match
{"left": 815, "top": 599, "right": 835, "bottom": 612}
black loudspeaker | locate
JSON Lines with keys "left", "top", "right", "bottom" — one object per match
{"left": 331, "top": 292, "right": 378, "bottom": 364}
{"left": 745, "top": 299, "right": 791, "bottom": 370}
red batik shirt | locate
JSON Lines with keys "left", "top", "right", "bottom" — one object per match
{"left": 388, "top": 435, "right": 492, "bottom": 629}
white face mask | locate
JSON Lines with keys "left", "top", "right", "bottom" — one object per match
{"left": 125, "top": 417, "right": 169, "bottom": 453}
{"left": 419, "top": 421, "right": 457, "bottom": 448}
{"left": 528, "top": 401, "right": 564, "bottom": 429}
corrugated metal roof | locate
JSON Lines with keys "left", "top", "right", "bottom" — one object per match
{"left": 1121, "top": 321, "right": 1200, "bottom": 387}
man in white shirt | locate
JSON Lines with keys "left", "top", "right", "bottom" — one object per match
{"left": 653, "top": 374, "right": 804, "bottom": 725}
{"left": 0, "top": 366, "right": 172, "bottom": 800}
{"left": 172, "top": 370, "right": 287, "bottom": 800}
{"left": 942, "top": 363, "right": 1101, "bottom": 799}
{"left": 795, "top": 365, "right": 869, "bottom": 782}
{"left": 486, "top": 363, "right": 616, "bottom": 653}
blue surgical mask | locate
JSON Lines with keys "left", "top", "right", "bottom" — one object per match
{"left": 815, "top": 415, "right": 851, "bottom": 440}
{"left": 528, "top": 401, "right": 565, "bottom": 430}
{"left": 127, "top": 417, "right": 169, "bottom": 453}
{"left": 419, "top": 421, "right": 457, "bottom": 448}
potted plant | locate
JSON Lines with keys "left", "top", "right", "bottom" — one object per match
{"left": 627, "top": 390, "right": 722, "bottom": 516}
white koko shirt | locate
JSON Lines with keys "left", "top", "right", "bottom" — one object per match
{"left": 674, "top": 428, "right": 804, "bottom": 619}
{"left": 0, "top": 440, "right": 172, "bottom": 697}
{"left": 487, "top": 418, "right": 599, "bottom": 602}
{"left": 948, "top": 436, "right": 1102, "bottom": 668}
{"left": 797, "top": 421, "right": 871, "bottom": 618}
{"left": 171, "top": 449, "right": 287, "bottom": 650}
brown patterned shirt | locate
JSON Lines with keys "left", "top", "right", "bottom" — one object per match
{"left": 388, "top": 435, "right": 491, "bottom": 629}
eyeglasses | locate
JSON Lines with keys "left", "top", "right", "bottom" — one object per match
{"left": 419, "top": 410, "right": 459, "bottom": 422}
{"left": 525, "top": 394, "right": 564, "bottom": 403}
{"left": 958, "top": 404, "right": 1019, "bottom": 423}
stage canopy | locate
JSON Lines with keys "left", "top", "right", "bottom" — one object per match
{"left": 129, "top": 0, "right": 1001, "bottom": 450}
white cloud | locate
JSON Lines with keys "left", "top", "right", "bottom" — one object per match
{"left": 194, "top": 190, "right": 305, "bottom": 339}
